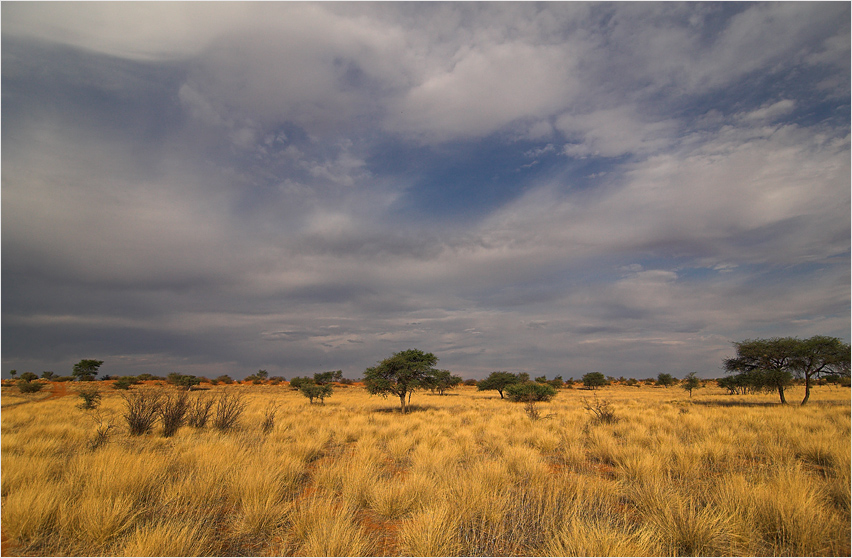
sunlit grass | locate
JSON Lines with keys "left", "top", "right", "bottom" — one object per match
{"left": 1, "top": 382, "right": 849, "bottom": 556}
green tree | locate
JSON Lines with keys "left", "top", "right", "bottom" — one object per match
{"left": 289, "top": 376, "right": 312, "bottom": 390}
{"left": 792, "top": 336, "right": 850, "bottom": 405}
{"left": 19, "top": 372, "right": 38, "bottom": 383}
{"left": 656, "top": 373, "right": 675, "bottom": 388}
{"left": 505, "top": 381, "right": 558, "bottom": 402}
{"left": 681, "top": 372, "right": 702, "bottom": 398}
{"left": 477, "top": 371, "right": 520, "bottom": 399}
{"left": 256, "top": 369, "right": 269, "bottom": 380}
{"left": 505, "top": 381, "right": 558, "bottom": 421}
{"left": 582, "top": 372, "right": 607, "bottom": 390}
{"left": 300, "top": 381, "right": 333, "bottom": 404}
{"left": 73, "top": 359, "right": 103, "bottom": 381}
{"left": 313, "top": 370, "right": 343, "bottom": 384}
{"left": 9, "top": 370, "right": 17, "bottom": 379}
{"left": 363, "top": 349, "right": 438, "bottom": 413}
{"left": 167, "top": 373, "right": 201, "bottom": 391}
{"left": 428, "top": 369, "right": 462, "bottom": 395}
{"left": 725, "top": 337, "right": 800, "bottom": 404}
{"left": 215, "top": 374, "right": 234, "bottom": 384}
{"left": 41, "top": 371, "right": 55, "bottom": 380}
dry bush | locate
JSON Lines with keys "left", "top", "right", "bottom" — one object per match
{"left": 261, "top": 402, "right": 278, "bottom": 434}
{"left": 186, "top": 394, "right": 214, "bottom": 428}
{"left": 582, "top": 394, "right": 617, "bottom": 424}
{"left": 212, "top": 390, "right": 247, "bottom": 432}
{"left": 159, "top": 390, "right": 189, "bottom": 437}
{"left": 121, "top": 390, "right": 163, "bottom": 436}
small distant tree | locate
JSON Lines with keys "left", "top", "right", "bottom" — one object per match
{"left": 19, "top": 372, "right": 38, "bottom": 383}
{"left": 314, "top": 370, "right": 343, "bottom": 384}
{"left": 41, "top": 371, "right": 55, "bottom": 380}
{"left": 73, "top": 359, "right": 103, "bottom": 381}
{"left": 256, "top": 369, "right": 269, "bottom": 380}
{"left": 681, "top": 372, "right": 702, "bottom": 398}
{"left": 582, "top": 372, "right": 607, "bottom": 390}
{"left": 9, "top": 370, "right": 17, "bottom": 379}
{"left": 289, "top": 376, "right": 312, "bottom": 390}
{"left": 548, "top": 375, "right": 564, "bottom": 389}
{"left": 363, "top": 349, "right": 438, "bottom": 413}
{"left": 463, "top": 378, "right": 478, "bottom": 386}
{"left": 477, "top": 371, "right": 520, "bottom": 399}
{"left": 535, "top": 375, "right": 548, "bottom": 383}
{"left": 215, "top": 375, "right": 234, "bottom": 385}
{"left": 78, "top": 386, "right": 102, "bottom": 410}
{"left": 429, "top": 369, "right": 462, "bottom": 395}
{"left": 300, "top": 381, "right": 333, "bottom": 404}
{"left": 626, "top": 378, "right": 639, "bottom": 387}
{"left": 167, "top": 373, "right": 201, "bottom": 391}
{"left": 505, "top": 382, "right": 557, "bottom": 420}
{"left": 656, "top": 373, "right": 675, "bottom": 388}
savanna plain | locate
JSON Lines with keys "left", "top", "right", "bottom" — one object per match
{"left": 2, "top": 381, "right": 850, "bottom": 557}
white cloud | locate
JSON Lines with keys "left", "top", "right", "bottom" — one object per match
{"left": 556, "top": 106, "right": 677, "bottom": 158}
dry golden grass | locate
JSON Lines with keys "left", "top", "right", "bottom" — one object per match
{"left": 1, "top": 381, "right": 849, "bottom": 556}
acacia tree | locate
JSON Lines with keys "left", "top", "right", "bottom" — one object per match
{"left": 477, "top": 371, "right": 520, "bottom": 399}
{"left": 656, "top": 373, "right": 675, "bottom": 388}
{"left": 428, "top": 369, "right": 462, "bottom": 395}
{"left": 73, "top": 359, "right": 103, "bottom": 381}
{"left": 582, "top": 372, "right": 607, "bottom": 390}
{"left": 724, "top": 336, "right": 849, "bottom": 405}
{"left": 681, "top": 372, "right": 702, "bottom": 398}
{"left": 792, "top": 336, "right": 850, "bottom": 405}
{"left": 363, "top": 349, "right": 438, "bottom": 413}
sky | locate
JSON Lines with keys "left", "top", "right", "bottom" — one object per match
{"left": 2, "top": 2, "right": 849, "bottom": 381}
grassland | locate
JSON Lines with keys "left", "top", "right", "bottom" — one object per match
{"left": 2, "top": 381, "right": 850, "bottom": 556}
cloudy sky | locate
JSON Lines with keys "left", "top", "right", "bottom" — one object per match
{"left": 3, "top": 3, "right": 849, "bottom": 381}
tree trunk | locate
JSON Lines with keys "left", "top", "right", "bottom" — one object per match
{"left": 801, "top": 375, "right": 811, "bottom": 405}
{"left": 399, "top": 392, "right": 407, "bottom": 413}
{"left": 498, "top": 389, "right": 504, "bottom": 399}
{"left": 777, "top": 385, "right": 787, "bottom": 404}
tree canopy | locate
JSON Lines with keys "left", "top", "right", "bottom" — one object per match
{"left": 724, "top": 336, "right": 850, "bottom": 405}
{"left": 582, "top": 372, "right": 607, "bottom": 389}
{"left": 477, "top": 371, "right": 521, "bottom": 398}
{"left": 363, "top": 349, "right": 438, "bottom": 413}
{"left": 72, "top": 359, "right": 103, "bottom": 381}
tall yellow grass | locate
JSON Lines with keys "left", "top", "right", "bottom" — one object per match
{"left": 1, "top": 382, "right": 849, "bottom": 556}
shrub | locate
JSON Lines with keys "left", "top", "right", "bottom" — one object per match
{"left": 261, "top": 403, "right": 278, "bottom": 434}
{"left": 87, "top": 410, "right": 116, "bottom": 451}
{"left": 77, "top": 386, "right": 102, "bottom": 409}
{"left": 123, "top": 390, "right": 164, "bottom": 436}
{"left": 505, "top": 382, "right": 557, "bottom": 421}
{"left": 19, "top": 372, "right": 38, "bottom": 382}
{"left": 160, "top": 391, "right": 190, "bottom": 437}
{"left": 215, "top": 375, "right": 234, "bottom": 385}
{"left": 187, "top": 395, "right": 214, "bottom": 428}
{"left": 212, "top": 391, "right": 246, "bottom": 432}
{"left": 112, "top": 377, "right": 134, "bottom": 390}
{"left": 582, "top": 395, "right": 617, "bottom": 424}
{"left": 289, "top": 376, "right": 312, "bottom": 390}
{"left": 18, "top": 379, "right": 44, "bottom": 393}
